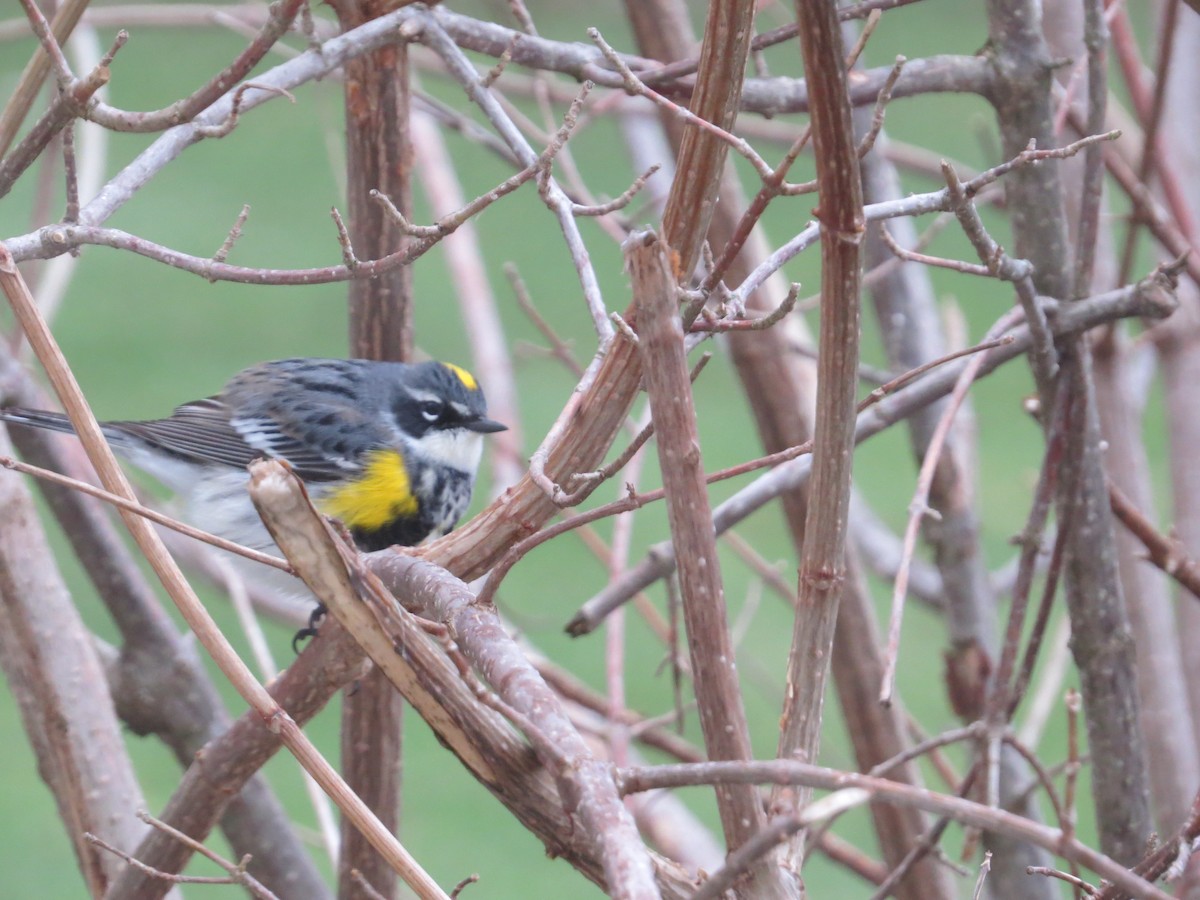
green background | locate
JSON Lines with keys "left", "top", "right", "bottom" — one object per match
{"left": 0, "top": 1, "right": 1157, "bottom": 896}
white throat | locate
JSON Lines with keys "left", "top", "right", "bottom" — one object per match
{"left": 412, "top": 428, "right": 484, "bottom": 474}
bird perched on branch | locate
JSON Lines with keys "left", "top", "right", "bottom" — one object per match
{"left": 0, "top": 357, "right": 507, "bottom": 562}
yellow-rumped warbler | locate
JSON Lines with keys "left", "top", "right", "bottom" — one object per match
{"left": 0, "top": 358, "right": 507, "bottom": 557}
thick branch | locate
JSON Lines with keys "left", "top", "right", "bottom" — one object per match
{"left": 630, "top": 231, "right": 766, "bottom": 881}
{"left": 105, "top": 619, "right": 369, "bottom": 899}
{"left": 774, "top": 0, "right": 864, "bottom": 869}
{"left": 329, "top": 1, "right": 416, "bottom": 892}
{"left": 251, "top": 461, "right": 663, "bottom": 899}
{"left": 986, "top": 0, "right": 1153, "bottom": 862}
{"left": 0, "top": 430, "right": 147, "bottom": 895}
{"left": 659, "top": 0, "right": 755, "bottom": 275}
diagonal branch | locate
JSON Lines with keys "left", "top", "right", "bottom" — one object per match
{"left": 0, "top": 244, "right": 445, "bottom": 900}
{"left": 422, "top": 8, "right": 612, "bottom": 341}
{"left": 250, "top": 460, "right": 662, "bottom": 899}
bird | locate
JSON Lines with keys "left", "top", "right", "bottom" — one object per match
{"left": 0, "top": 357, "right": 507, "bottom": 562}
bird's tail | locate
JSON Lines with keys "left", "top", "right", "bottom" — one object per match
{"left": 0, "top": 408, "right": 81, "bottom": 436}
{"left": 0, "top": 408, "right": 139, "bottom": 454}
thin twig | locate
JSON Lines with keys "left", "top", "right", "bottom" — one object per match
{"left": 1064, "top": 689, "right": 1082, "bottom": 846}
{"left": 450, "top": 874, "right": 481, "bottom": 899}
{"left": 986, "top": 385, "right": 1069, "bottom": 727}
{"left": 1074, "top": 0, "right": 1112, "bottom": 298}
{"left": 854, "top": 54, "right": 907, "bottom": 162}
{"left": 16, "top": 0, "right": 73, "bottom": 84}
{"left": 68, "top": 0, "right": 307, "bottom": 133}
{"left": 194, "top": 82, "right": 296, "bottom": 139}
{"left": 424, "top": 8, "right": 613, "bottom": 341}
{"left": 689, "top": 284, "right": 799, "bottom": 333}
{"left": 587, "top": 26, "right": 774, "bottom": 181}
{"left": 1026, "top": 866, "right": 1100, "bottom": 896}
{"left": 868, "top": 765, "right": 979, "bottom": 900}
{"left": 941, "top": 157, "right": 1058, "bottom": 396}
{"left": 729, "top": 131, "right": 1120, "bottom": 308}
{"left": 972, "top": 852, "right": 993, "bottom": 900}
{"left": 1007, "top": 512, "right": 1071, "bottom": 720}
{"left": 878, "top": 223, "right": 990, "bottom": 276}
{"left": 0, "top": 46, "right": 116, "bottom": 200}
{"left": 880, "top": 309, "right": 1023, "bottom": 704}
{"left": 618, "top": 760, "right": 1172, "bottom": 899}
{"left": 212, "top": 204, "right": 251, "bottom": 268}
{"left": 136, "top": 810, "right": 277, "bottom": 899}
{"left": 0, "top": 0, "right": 92, "bottom": 157}
{"left": 1109, "top": 481, "right": 1200, "bottom": 602}
{"left": 505, "top": 262, "right": 582, "bottom": 373}
{"left": 329, "top": 206, "right": 357, "bottom": 269}
{"left": 867, "top": 722, "right": 984, "bottom": 778}
{"left": 0, "top": 453, "right": 290, "bottom": 572}
{"left": 61, "top": 124, "right": 79, "bottom": 225}
{"left": 571, "top": 164, "right": 660, "bottom": 217}
{"left": 84, "top": 832, "right": 278, "bottom": 898}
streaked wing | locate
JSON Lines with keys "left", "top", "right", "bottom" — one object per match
{"left": 105, "top": 398, "right": 262, "bottom": 470}
{"left": 110, "top": 399, "right": 352, "bottom": 482}
{"left": 228, "top": 414, "right": 354, "bottom": 482}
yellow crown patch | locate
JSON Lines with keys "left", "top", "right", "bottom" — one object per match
{"left": 443, "top": 362, "right": 478, "bottom": 392}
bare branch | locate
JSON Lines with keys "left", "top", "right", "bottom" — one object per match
{"left": 688, "top": 283, "right": 799, "bottom": 333}
{"left": 194, "top": 82, "right": 296, "bottom": 139}
{"left": 880, "top": 309, "right": 1021, "bottom": 704}
{"left": 940, "top": 157, "right": 1058, "bottom": 395}
{"left": 1025, "top": 866, "right": 1099, "bottom": 896}
{"left": 571, "top": 163, "right": 660, "bottom": 217}
{"left": 0, "top": 0, "right": 92, "bottom": 156}
{"left": 628, "top": 229, "right": 767, "bottom": 866}
{"left": 588, "top": 26, "right": 773, "bottom": 182}
{"left": 1109, "top": 481, "right": 1200, "bottom": 603}
{"left": 423, "top": 8, "right": 612, "bottom": 341}
{"left": 211, "top": 204, "right": 251, "bottom": 268}
{"left": 0, "top": 245, "right": 445, "bottom": 900}
{"left": 85, "top": 830, "right": 278, "bottom": 898}
{"left": 15, "top": 0, "right": 73, "bottom": 85}
{"left": 619, "top": 760, "right": 1172, "bottom": 899}
{"left": 81, "top": 0, "right": 307, "bottom": 133}
{"left": 0, "top": 452, "right": 290, "bottom": 573}
{"left": 0, "top": 428, "right": 147, "bottom": 894}
{"left": 254, "top": 460, "right": 664, "bottom": 898}
{"left": 0, "top": 43, "right": 117, "bottom": 200}
{"left": 770, "top": 5, "right": 865, "bottom": 874}
{"left": 730, "top": 131, "right": 1119, "bottom": 307}
{"left": 568, "top": 270, "right": 1177, "bottom": 633}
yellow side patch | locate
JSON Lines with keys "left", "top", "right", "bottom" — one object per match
{"left": 317, "top": 449, "right": 418, "bottom": 531}
{"left": 443, "top": 362, "right": 478, "bottom": 391}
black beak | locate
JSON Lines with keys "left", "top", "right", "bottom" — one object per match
{"left": 467, "top": 416, "right": 508, "bottom": 434}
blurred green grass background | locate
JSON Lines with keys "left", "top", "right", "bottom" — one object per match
{"left": 0, "top": 1, "right": 1150, "bottom": 895}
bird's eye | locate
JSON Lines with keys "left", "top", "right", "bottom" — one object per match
{"left": 420, "top": 400, "right": 444, "bottom": 423}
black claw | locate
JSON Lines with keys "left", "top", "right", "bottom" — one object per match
{"left": 291, "top": 603, "right": 327, "bottom": 653}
